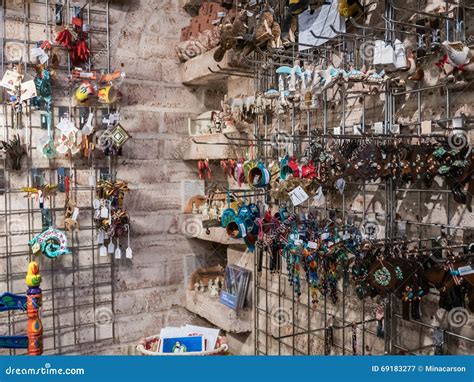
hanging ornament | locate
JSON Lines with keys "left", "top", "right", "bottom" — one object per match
{"left": 29, "top": 227, "right": 71, "bottom": 259}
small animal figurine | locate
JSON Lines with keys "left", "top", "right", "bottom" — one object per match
{"left": 209, "top": 279, "right": 220, "bottom": 297}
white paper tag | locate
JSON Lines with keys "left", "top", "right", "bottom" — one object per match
{"left": 421, "top": 120, "right": 432, "bottom": 135}
{"left": 458, "top": 265, "right": 474, "bottom": 276}
{"left": 125, "top": 247, "right": 133, "bottom": 259}
{"left": 71, "top": 207, "right": 80, "bottom": 221}
{"left": 390, "top": 124, "right": 400, "bottom": 134}
{"left": 97, "top": 231, "right": 104, "bottom": 245}
{"left": 343, "top": 233, "right": 351, "bottom": 240}
{"left": 373, "top": 122, "right": 384, "bottom": 134}
{"left": 321, "top": 233, "right": 329, "bottom": 240}
{"left": 99, "top": 245, "right": 107, "bottom": 257}
{"left": 353, "top": 124, "right": 363, "bottom": 135}
{"left": 107, "top": 241, "right": 115, "bottom": 254}
{"left": 288, "top": 186, "right": 309, "bottom": 206}
{"left": 308, "top": 241, "right": 318, "bottom": 249}
{"left": 115, "top": 247, "right": 122, "bottom": 259}
{"left": 334, "top": 126, "right": 341, "bottom": 135}
{"left": 90, "top": 174, "right": 97, "bottom": 187}
{"left": 238, "top": 223, "right": 247, "bottom": 238}
{"left": 294, "top": 239, "right": 303, "bottom": 245}
{"left": 100, "top": 207, "right": 109, "bottom": 218}
{"left": 93, "top": 199, "right": 101, "bottom": 209}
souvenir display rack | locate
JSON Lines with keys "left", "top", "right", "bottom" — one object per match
{"left": 0, "top": 0, "right": 116, "bottom": 354}
{"left": 250, "top": 1, "right": 474, "bottom": 356}
{"left": 177, "top": 0, "right": 474, "bottom": 356}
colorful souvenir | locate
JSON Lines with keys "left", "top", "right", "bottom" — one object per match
{"left": 29, "top": 227, "right": 71, "bottom": 259}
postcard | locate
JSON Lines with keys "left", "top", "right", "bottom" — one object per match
{"left": 161, "top": 335, "right": 204, "bottom": 354}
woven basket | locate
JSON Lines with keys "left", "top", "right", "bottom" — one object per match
{"left": 136, "top": 335, "right": 229, "bottom": 356}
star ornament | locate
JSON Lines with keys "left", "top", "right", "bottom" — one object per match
{"left": 109, "top": 124, "right": 131, "bottom": 148}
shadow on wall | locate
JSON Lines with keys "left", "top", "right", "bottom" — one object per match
{"left": 108, "top": 0, "right": 141, "bottom": 13}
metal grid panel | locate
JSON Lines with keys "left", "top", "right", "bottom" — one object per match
{"left": 0, "top": 0, "right": 115, "bottom": 355}
{"left": 254, "top": 1, "right": 474, "bottom": 356}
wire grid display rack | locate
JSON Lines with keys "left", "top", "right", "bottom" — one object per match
{"left": 0, "top": 0, "right": 116, "bottom": 354}
{"left": 253, "top": 0, "right": 474, "bottom": 355}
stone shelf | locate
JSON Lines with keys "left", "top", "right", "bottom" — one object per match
{"left": 185, "top": 290, "right": 252, "bottom": 333}
{"left": 182, "top": 47, "right": 241, "bottom": 86}
{"left": 182, "top": 133, "right": 245, "bottom": 161}
{"left": 181, "top": 214, "right": 244, "bottom": 245}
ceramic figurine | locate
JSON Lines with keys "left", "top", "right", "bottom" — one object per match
{"left": 209, "top": 279, "right": 220, "bottom": 297}
{"left": 198, "top": 280, "right": 206, "bottom": 293}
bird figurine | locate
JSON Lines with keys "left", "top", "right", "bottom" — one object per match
{"left": 407, "top": 53, "right": 424, "bottom": 82}
{"left": 442, "top": 41, "right": 471, "bottom": 68}
{"left": 213, "top": 17, "right": 236, "bottom": 62}
{"left": 231, "top": 9, "right": 248, "bottom": 41}
{"left": 255, "top": 6, "right": 274, "bottom": 45}
{"left": 26, "top": 261, "right": 42, "bottom": 288}
{"left": 269, "top": 20, "right": 283, "bottom": 50}
{"left": 339, "top": 0, "right": 364, "bottom": 19}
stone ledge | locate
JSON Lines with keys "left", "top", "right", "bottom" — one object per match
{"left": 185, "top": 289, "right": 252, "bottom": 333}
{"left": 182, "top": 47, "right": 232, "bottom": 86}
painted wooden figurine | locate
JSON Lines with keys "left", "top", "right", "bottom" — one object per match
{"left": 25, "top": 261, "right": 43, "bottom": 355}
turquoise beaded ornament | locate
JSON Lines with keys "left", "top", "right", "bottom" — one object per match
{"left": 373, "top": 267, "right": 391, "bottom": 287}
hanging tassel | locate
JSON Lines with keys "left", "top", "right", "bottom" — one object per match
{"left": 325, "top": 326, "right": 333, "bottom": 355}
{"left": 376, "top": 318, "right": 385, "bottom": 338}
{"left": 402, "top": 299, "right": 410, "bottom": 320}
{"left": 411, "top": 298, "right": 421, "bottom": 320}
{"left": 351, "top": 322, "right": 357, "bottom": 355}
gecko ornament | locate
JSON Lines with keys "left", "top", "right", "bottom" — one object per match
{"left": 29, "top": 227, "right": 71, "bottom": 259}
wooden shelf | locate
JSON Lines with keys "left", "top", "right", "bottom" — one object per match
{"left": 181, "top": 214, "right": 244, "bottom": 245}
{"left": 185, "top": 290, "right": 252, "bottom": 333}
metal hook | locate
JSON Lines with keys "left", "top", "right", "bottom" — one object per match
{"left": 381, "top": 14, "right": 435, "bottom": 32}
{"left": 208, "top": 66, "right": 254, "bottom": 79}
{"left": 348, "top": 17, "right": 418, "bottom": 38}
{"left": 190, "top": 137, "right": 248, "bottom": 147}
{"left": 389, "top": 0, "right": 454, "bottom": 20}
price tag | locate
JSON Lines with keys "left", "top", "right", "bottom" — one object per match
{"left": 71, "top": 207, "right": 80, "bottom": 221}
{"left": 32, "top": 243, "right": 41, "bottom": 254}
{"left": 321, "top": 233, "right": 329, "bottom": 240}
{"left": 353, "top": 124, "right": 363, "bottom": 135}
{"left": 308, "top": 241, "right": 318, "bottom": 249}
{"left": 100, "top": 206, "right": 109, "bottom": 218}
{"left": 421, "top": 120, "right": 432, "bottom": 135}
{"left": 288, "top": 186, "right": 309, "bottom": 206}
{"left": 373, "top": 121, "right": 384, "bottom": 134}
{"left": 294, "top": 239, "right": 303, "bottom": 245}
{"left": 458, "top": 265, "right": 474, "bottom": 276}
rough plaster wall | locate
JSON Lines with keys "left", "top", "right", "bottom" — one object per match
{"left": 95, "top": 0, "right": 219, "bottom": 354}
